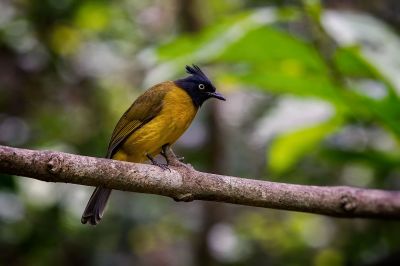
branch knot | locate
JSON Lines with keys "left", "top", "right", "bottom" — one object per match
{"left": 47, "top": 154, "right": 64, "bottom": 174}
{"left": 173, "top": 193, "right": 194, "bottom": 202}
{"left": 340, "top": 194, "right": 357, "bottom": 212}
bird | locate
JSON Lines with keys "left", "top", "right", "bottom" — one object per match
{"left": 81, "top": 65, "right": 226, "bottom": 225}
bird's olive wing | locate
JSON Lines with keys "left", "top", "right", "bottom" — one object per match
{"left": 106, "top": 84, "right": 168, "bottom": 158}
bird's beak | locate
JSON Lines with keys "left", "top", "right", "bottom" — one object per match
{"left": 207, "top": 91, "right": 226, "bottom": 101}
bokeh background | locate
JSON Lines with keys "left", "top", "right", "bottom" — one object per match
{"left": 1, "top": 0, "right": 400, "bottom": 265}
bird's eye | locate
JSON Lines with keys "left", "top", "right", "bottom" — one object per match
{"left": 198, "top": 84, "right": 205, "bottom": 90}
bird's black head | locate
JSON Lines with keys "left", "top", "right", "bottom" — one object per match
{"left": 175, "top": 65, "right": 226, "bottom": 107}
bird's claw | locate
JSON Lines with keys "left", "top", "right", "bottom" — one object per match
{"left": 154, "top": 162, "right": 170, "bottom": 171}
{"left": 147, "top": 153, "right": 171, "bottom": 171}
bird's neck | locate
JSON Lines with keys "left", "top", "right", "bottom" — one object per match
{"left": 174, "top": 80, "right": 204, "bottom": 108}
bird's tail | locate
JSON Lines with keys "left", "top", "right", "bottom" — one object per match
{"left": 81, "top": 187, "right": 112, "bottom": 225}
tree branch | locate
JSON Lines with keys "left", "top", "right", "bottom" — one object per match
{"left": 0, "top": 145, "right": 399, "bottom": 219}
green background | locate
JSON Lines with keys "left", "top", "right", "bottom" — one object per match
{"left": 1, "top": 0, "right": 400, "bottom": 265}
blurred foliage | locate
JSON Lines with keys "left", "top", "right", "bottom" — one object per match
{"left": 268, "top": 116, "right": 342, "bottom": 174}
{"left": 1, "top": 0, "right": 400, "bottom": 265}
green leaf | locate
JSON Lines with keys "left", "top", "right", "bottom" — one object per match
{"left": 218, "top": 26, "right": 327, "bottom": 74}
{"left": 268, "top": 117, "right": 342, "bottom": 175}
{"left": 222, "top": 66, "right": 342, "bottom": 103}
{"left": 156, "top": 9, "right": 278, "bottom": 62}
{"left": 151, "top": 8, "right": 301, "bottom": 79}
{"left": 334, "top": 46, "right": 377, "bottom": 78}
{"left": 213, "top": 26, "right": 345, "bottom": 104}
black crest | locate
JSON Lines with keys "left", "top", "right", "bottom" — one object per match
{"left": 184, "top": 65, "right": 213, "bottom": 87}
{"left": 186, "top": 65, "right": 208, "bottom": 80}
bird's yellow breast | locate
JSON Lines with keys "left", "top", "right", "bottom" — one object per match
{"left": 114, "top": 84, "right": 197, "bottom": 162}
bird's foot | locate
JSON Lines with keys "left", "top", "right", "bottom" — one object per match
{"left": 161, "top": 145, "right": 189, "bottom": 168}
{"left": 146, "top": 154, "right": 170, "bottom": 171}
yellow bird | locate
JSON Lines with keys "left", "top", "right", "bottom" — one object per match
{"left": 81, "top": 65, "right": 225, "bottom": 225}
